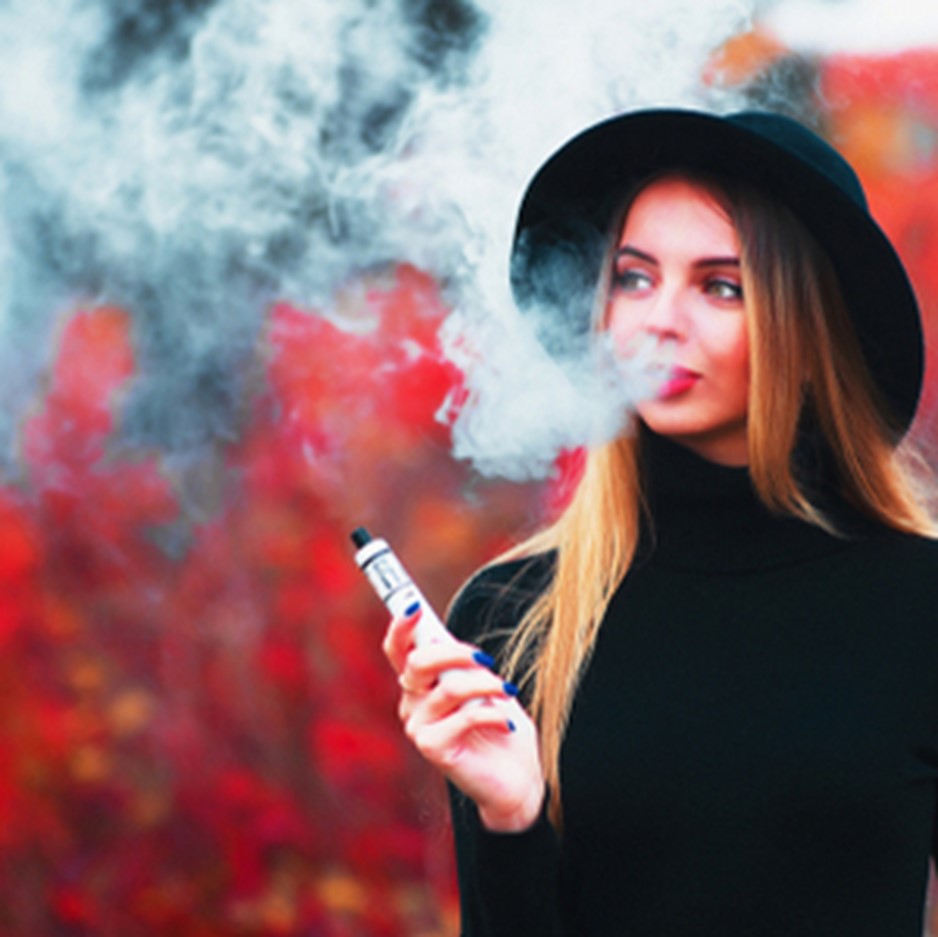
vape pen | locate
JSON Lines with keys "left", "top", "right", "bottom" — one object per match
{"left": 350, "top": 527, "right": 450, "bottom": 646}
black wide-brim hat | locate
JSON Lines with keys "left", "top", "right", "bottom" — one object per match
{"left": 510, "top": 108, "right": 923, "bottom": 435}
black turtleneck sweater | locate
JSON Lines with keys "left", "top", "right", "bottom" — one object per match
{"left": 446, "top": 432, "right": 938, "bottom": 937}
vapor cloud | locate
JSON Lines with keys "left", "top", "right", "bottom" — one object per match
{"left": 0, "top": 0, "right": 761, "bottom": 479}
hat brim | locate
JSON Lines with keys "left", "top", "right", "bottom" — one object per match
{"left": 512, "top": 109, "right": 923, "bottom": 434}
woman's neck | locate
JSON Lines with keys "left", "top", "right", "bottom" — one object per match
{"left": 647, "top": 425, "right": 749, "bottom": 467}
{"left": 636, "top": 427, "right": 861, "bottom": 573}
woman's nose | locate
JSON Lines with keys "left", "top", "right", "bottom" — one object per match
{"left": 641, "top": 288, "right": 686, "bottom": 339}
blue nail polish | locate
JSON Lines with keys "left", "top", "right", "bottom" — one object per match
{"left": 503, "top": 681, "right": 520, "bottom": 698}
{"left": 507, "top": 720, "right": 517, "bottom": 732}
{"left": 473, "top": 650, "right": 496, "bottom": 669}
{"left": 404, "top": 601, "right": 420, "bottom": 617}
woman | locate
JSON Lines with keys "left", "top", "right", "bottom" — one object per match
{"left": 383, "top": 109, "right": 938, "bottom": 936}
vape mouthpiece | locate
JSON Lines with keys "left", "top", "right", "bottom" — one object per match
{"left": 350, "top": 527, "right": 372, "bottom": 549}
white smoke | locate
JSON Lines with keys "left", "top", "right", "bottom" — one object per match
{"left": 0, "top": 0, "right": 758, "bottom": 479}
{"left": 762, "top": 0, "right": 938, "bottom": 55}
{"left": 0, "top": 0, "right": 487, "bottom": 453}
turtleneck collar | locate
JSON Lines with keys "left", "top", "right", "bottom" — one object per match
{"left": 637, "top": 428, "right": 860, "bottom": 573}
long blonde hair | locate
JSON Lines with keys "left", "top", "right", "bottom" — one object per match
{"left": 493, "top": 171, "right": 936, "bottom": 827}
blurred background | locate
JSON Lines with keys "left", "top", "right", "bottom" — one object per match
{"left": 1, "top": 0, "right": 938, "bottom": 934}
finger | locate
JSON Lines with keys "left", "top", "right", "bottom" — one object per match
{"left": 399, "top": 666, "right": 521, "bottom": 731}
{"left": 398, "top": 657, "right": 501, "bottom": 711}
{"left": 422, "top": 667, "right": 518, "bottom": 718}
{"left": 400, "top": 645, "right": 515, "bottom": 705}
{"left": 404, "top": 640, "right": 501, "bottom": 685}
{"left": 407, "top": 699, "right": 520, "bottom": 763}
{"left": 382, "top": 603, "right": 423, "bottom": 673}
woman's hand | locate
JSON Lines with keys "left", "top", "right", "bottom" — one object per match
{"left": 383, "top": 605, "right": 545, "bottom": 832}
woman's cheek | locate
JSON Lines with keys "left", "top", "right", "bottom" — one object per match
{"left": 606, "top": 303, "right": 640, "bottom": 356}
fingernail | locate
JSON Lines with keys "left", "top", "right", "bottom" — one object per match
{"left": 506, "top": 720, "right": 517, "bottom": 732}
{"left": 404, "top": 601, "right": 420, "bottom": 617}
{"left": 472, "top": 650, "right": 496, "bottom": 669}
{"left": 502, "top": 681, "right": 520, "bottom": 698}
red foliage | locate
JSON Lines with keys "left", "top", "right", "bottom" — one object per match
{"left": 821, "top": 49, "right": 938, "bottom": 424}
{"left": 823, "top": 49, "right": 938, "bottom": 117}
{"left": 0, "top": 266, "right": 531, "bottom": 936}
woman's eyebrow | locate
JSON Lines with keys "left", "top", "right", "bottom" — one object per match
{"left": 615, "top": 245, "right": 740, "bottom": 268}
{"left": 696, "top": 257, "right": 740, "bottom": 268}
{"left": 615, "top": 246, "right": 657, "bottom": 265}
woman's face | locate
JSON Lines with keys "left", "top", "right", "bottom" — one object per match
{"left": 606, "top": 175, "right": 750, "bottom": 465}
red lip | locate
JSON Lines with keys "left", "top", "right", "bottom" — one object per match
{"left": 657, "top": 366, "right": 700, "bottom": 399}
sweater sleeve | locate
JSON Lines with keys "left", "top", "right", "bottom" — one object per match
{"left": 445, "top": 556, "right": 565, "bottom": 937}
{"left": 448, "top": 783, "right": 563, "bottom": 937}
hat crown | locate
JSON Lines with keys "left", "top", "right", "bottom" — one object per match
{"left": 727, "top": 111, "right": 868, "bottom": 211}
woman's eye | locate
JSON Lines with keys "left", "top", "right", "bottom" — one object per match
{"left": 705, "top": 278, "right": 743, "bottom": 301}
{"left": 613, "top": 269, "right": 652, "bottom": 292}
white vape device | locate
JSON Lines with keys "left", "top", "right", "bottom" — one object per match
{"left": 351, "top": 527, "right": 451, "bottom": 646}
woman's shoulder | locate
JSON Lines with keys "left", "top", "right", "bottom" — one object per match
{"left": 843, "top": 522, "right": 938, "bottom": 594}
{"left": 857, "top": 523, "right": 938, "bottom": 559}
{"left": 446, "top": 551, "right": 555, "bottom": 646}
{"left": 883, "top": 525, "right": 938, "bottom": 567}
